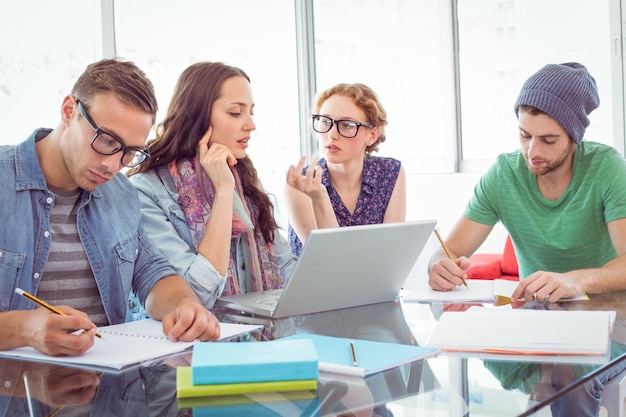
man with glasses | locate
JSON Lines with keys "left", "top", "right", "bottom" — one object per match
{"left": 0, "top": 58, "right": 220, "bottom": 356}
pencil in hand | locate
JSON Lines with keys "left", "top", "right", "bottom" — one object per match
{"left": 433, "top": 229, "right": 468, "bottom": 289}
{"left": 15, "top": 288, "right": 104, "bottom": 338}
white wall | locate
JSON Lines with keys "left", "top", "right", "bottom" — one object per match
{"left": 405, "top": 173, "right": 508, "bottom": 288}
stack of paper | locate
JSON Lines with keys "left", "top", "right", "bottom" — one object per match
{"left": 177, "top": 338, "right": 319, "bottom": 398}
{"left": 426, "top": 307, "right": 615, "bottom": 356}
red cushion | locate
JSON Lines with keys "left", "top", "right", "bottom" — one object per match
{"left": 500, "top": 236, "right": 519, "bottom": 276}
{"left": 466, "top": 254, "right": 502, "bottom": 280}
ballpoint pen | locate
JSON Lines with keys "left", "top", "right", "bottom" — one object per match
{"left": 433, "top": 228, "right": 468, "bottom": 289}
{"left": 15, "top": 288, "right": 103, "bottom": 338}
{"left": 349, "top": 341, "right": 358, "bottom": 367}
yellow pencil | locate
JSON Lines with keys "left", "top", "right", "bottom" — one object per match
{"left": 15, "top": 288, "right": 103, "bottom": 338}
{"left": 433, "top": 229, "right": 468, "bottom": 289}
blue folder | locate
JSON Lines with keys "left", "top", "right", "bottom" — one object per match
{"left": 279, "top": 333, "right": 438, "bottom": 377}
{"left": 193, "top": 396, "right": 321, "bottom": 417}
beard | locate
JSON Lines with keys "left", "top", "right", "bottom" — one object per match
{"left": 526, "top": 141, "right": 575, "bottom": 176}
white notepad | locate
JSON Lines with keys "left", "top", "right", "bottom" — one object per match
{"left": 426, "top": 308, "right": 615, "bottom": 356}
{"left": 405, "top": 278, "right": 589, "bottom": 303}
{"left": 0, "top": 318, "right": 262, "bottom": 371}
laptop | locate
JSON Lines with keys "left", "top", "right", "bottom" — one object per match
{"left": 215, "top": 219, "right": 437, "bottom": 318}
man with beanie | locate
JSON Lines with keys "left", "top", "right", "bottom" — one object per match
{"left": 428, "top": 62, "right": 626, "bottom": 415}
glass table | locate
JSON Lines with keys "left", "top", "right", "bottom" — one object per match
{"left": 1, "top": 290, "right": 625, "bottom": 416}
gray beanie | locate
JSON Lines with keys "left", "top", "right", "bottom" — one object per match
{"left": 514, "top": 62, "right": 599, "bottom": 144}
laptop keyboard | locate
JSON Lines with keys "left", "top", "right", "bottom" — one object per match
{"left": 254, "top": 296, "right": 279, "bottom": 306}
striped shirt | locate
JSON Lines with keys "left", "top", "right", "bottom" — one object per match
{"left": 38, "top": 187, "right": 108, "bottom": 326}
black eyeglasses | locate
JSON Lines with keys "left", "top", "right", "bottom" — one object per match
{"left": 75, "top": 98, "right": 150, "bottom": 168}
{"left": 311, "top": 115, "right": 374, "bottom": 139}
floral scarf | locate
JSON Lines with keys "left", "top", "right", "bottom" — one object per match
{"left": 168, "top": 155, "right": 283, "bottom": 296}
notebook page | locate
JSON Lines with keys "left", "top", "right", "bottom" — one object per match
{"left": 0, "top": 319, "right": 263, "bottom": 371}
{"left": 404, "top": 279, "right": 496, "bottom": 302}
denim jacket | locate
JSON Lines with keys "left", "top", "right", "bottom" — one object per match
{"left": 129, "top": 166, "right": 297, "bottom": 308}
{"left": 0, "top": 129, "right": 177, "bottom": 324}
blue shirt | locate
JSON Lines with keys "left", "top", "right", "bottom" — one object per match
{"left": 0, "top": 129, "right": 177, "bottom": 324}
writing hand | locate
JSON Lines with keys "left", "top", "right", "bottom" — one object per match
{"left": 25, "top": 307, "right": 97, "bottom": 356}
{"left": 429, "top": 256, "right": 470, "bottom": 291}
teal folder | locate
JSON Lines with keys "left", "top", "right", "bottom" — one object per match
{"left": 191, "top": 338, "right": 319, "bottom": 385}
{"left": 280, "top": 333, "right": 438, "bottom": 377}
{"left": 193, "top": 397, "right": 321, "bottom": 417}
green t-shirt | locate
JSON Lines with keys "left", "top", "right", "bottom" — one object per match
{"left": 465, "top": 141, "right": 626, "bottom": 279}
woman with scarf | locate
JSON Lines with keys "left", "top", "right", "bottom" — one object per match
{"left": 127, "top": 62, "right": 296, "bottom": 308}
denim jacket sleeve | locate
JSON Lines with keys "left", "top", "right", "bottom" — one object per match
{"left": 129, "top": 169, "right": 227, "bottom": 309}
{"left": 274, "top": 229, "right": 297, "bottom": 283}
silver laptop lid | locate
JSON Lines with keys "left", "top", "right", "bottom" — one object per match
{"left": 272, "top": 220, "right": 437, "bottom": 318}
{"left": 216, "top": 220, "right": 437, "bottom": 318}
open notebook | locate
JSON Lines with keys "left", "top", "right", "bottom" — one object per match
{"left": 406, "top": 278, "right": 589, "bottom": 303}
{"left": 0, "top": 318, "right": 262, "bottom": 372}
{"left": 216, "top": 220, "right": 437, "bottom": 318}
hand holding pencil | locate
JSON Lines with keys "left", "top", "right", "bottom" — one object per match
{"left": 14, "top": 288, "right": 102, "bottom": 356}
{"left": 433, "top": 229, "right": 469, "bottom": 289}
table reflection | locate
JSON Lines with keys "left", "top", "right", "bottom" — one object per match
{"left": 0, "top": 358, "right": 183, "bottom": 417}
{"left": 0, "top": 301, "right": 434, "bottom": 417}
{"left": 215, "top": 301, "right": 434, "bottom": 416}
{"left": 421, "top": 290, "right": 626, "bottom": 416}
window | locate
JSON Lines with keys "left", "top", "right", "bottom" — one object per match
{"left": 312, "top": 0, "right": 457, "bottom": 173}
{"left": 457, "top": 0, "right": 615, "bottom": 171}
{"left": 114, "top": 0, "right": 300, "bottom": 217}
{"left": 0, "top": 0, "right": 100, "bottom": 145}
{"left": 1, "top": 0, "right": 624, "bottom": 178}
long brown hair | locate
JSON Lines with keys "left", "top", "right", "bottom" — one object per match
{"left": 128, "top": 62, "right": 277, "bottom": 242}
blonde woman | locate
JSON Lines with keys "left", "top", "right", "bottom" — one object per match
{"left": 286, "top": 83, "right": 406, "bottom": 255}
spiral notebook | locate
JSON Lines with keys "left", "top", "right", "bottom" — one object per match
{"left": 0, "top": 318, "right": 262, "bottom": 372}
